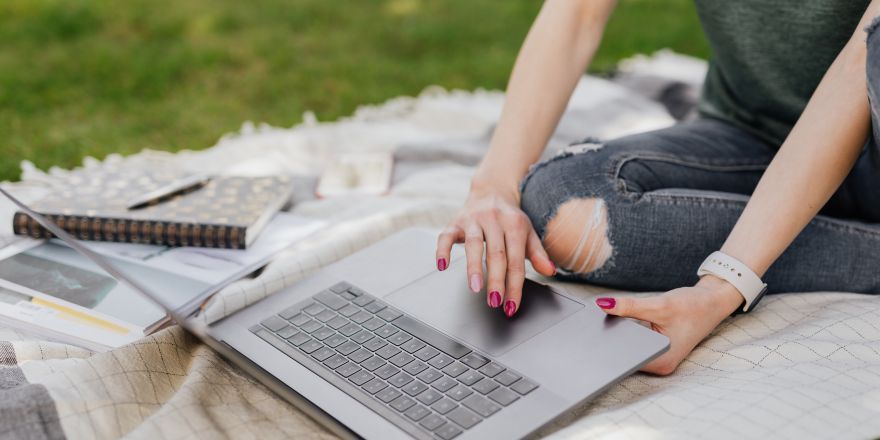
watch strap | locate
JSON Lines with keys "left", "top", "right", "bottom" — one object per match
{"left": 697, "top": 251, "right": 767, "bottom": 313}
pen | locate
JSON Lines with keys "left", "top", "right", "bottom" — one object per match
{"left": 126, "top": 173, "right": 212, "bottom": 210}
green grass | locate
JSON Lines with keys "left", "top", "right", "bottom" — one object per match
{"left": 0, "top": 0, "right": 708, "bottom": 182}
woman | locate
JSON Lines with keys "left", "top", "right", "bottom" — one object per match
{"left": 435, "top": 0, "right": 880, "bottom": 375}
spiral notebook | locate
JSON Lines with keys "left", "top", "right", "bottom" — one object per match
{"left": 12, "top": 167, "right": 293, "bottom": 249}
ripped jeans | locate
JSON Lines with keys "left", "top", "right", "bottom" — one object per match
{"left": 520, "top": 116, "right": 880, "bottom": 294}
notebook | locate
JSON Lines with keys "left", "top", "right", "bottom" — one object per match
{"left": 12, "top": 166, "right": 293, "bottom": 249}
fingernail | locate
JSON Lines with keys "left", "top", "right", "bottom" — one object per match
{"left": 504, "top": 300, "right": 517, "bottom": 317}
{"left": 596, "top": 297, "right": 616, "bottom": 309}
{"left": 437, "top": 258, "right": 447, "bottom": 271}
{"left": 469, "top": 274, "right": 482, "bottom": 293}
{"left": 489, "top": 291, "right": 501, "bottom": 308}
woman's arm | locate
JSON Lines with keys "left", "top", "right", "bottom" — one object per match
{"left": 599, "top": 2, "right": 880, "bottom": 375}
{"left": 436, "top": 0, "right": 617, "bottom": 314}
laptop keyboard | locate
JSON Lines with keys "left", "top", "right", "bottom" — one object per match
{"left": 250, "top": 282, "right": 538, "bottom": 440}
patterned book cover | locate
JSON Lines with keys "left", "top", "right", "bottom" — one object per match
{"left": 12, "top": 166, "right": 293, "bottom": 249}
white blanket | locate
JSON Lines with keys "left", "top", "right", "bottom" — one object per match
{"left": 2, "top": 52, "right": 879, "bottom": 440}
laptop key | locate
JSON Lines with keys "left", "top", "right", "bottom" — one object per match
{"left": 488, "top": 387, "right": 519, "bottom": 406}
{"left": 351, "top": 330, "right": 374, "bottom": 344}
{"left": 349, "top": 348, "right": 372, "bottom": 364}
{"left": 311, "top": 347, "right": 335, "bottom": 362}
{"left": 392, "top": 315, "right": 471, "bottom": 359}
{"left": 361, "top": 356, "right": 386, "bottom": 371}
{"left": 252, "top": 328, "right": 299, "bottom": 358}
{"left": 315, "top": 290, "right": 348, "bottom": 310}
{"left": 434, "top": 423, "right": 463, "bottom": 440}
{"left": 339, "top": 304, "right": 360, "bottom": 317}
{"left": 416, "top": 388, "right": 443, "bottom": 405}
{"left": 339, "top": 323, "right": 361, "bottom": 337}
{"left": 300, "top": 320, "right": 322, "bottom": 333}
{"left": 288, "top": 332, "right": 311, "bottom": 346}
{"left": 311, "top": 326, "right": 334, "bottom": 341}
{"left": 288, "top": 313, "right": 311, "bottom": 327}
{"left": 389, "top": 395, "right": 416, "bottom": 412}
{"left": 417, "top": 368, "right": 443, "bottom": 384}
{"left": 350, "top": 311, "right": 372, "bottom": 324}
{"left": 364, "top": 338, "right": 388, "bottom": 352}
{"left": 462, "top": 394, "right": 501, "bottom": 417}
{"left": 510, "top": 378, "right": 538, "bottom": 395}
{"left": 377, "top": 307, "right": 403, "bottom": 322}
{"left": 329, "top": 282, "right": 353, "bottom": 294}
{"left": 276, "top": 326, "right": 298, "bottom": 339}
{"left": 478, "top": 362, "right": 505, "bottom": 378}
{"left": 419, "top": 413, "right": 446, "bottom": 431}
{"left": 278, "top": 305, "right": 301, "bottom": 320}
{"left": 340, "top": 291, "right": 356, "bottom": 301}
{"left": 403, "top": 360, "right": 428, "bottom": 376}
{"left": 336, "top": 341, "right": 359, "bottom": 356}
{"left": 457, "top": 370, "right": 482, "bottom": 386}
{"left": 348, "top": 370, "right": 374, "bottom": 386}
{"left": 261, "top": 316, "right": 288, "bottom": 332}
{"left": 303, "top": 303, "right": 326, "bottom": 316}
{"left": 336, "top": 362, "right": 361, "bottom": 377}
{"left": 323, "top": 333, "right": 346, "bottom": 348}
{"left": 428, "top": 353, "right": 454, "bottom": 370}
{"left": 375, "top": 324, "right": 399, "bottom": 339}
{"left": 376, "top": 387, "right": 402, "bottom": 403}
{"left": 494, "top": 370, "right": 521, "bottom": 386}
{"left": 323, "top": 354, "right": 347, "bottom": 370}
{"left": 388, "top": 331, "right": 413, "bottom": 346}
{"left": 414, "top": 346, "right": 440, "bottom": 361}
{"left": 460, "top": 353, "right": 489, "bottom": 369}
{"left": 402, "top": 380, "right": 428, "bottom": 396}
{"left": 401, "top": 338, "right": 426, "bottom": 354}
{"left": 315, "top": 309, "right": 337, "bottom": 323}
{"left": 364, "top": 300, "right": 387, "bottom": 314}
{"left": 447, "top": 406, "right": 482, "bottom": 429}
{"left": 442, "top": 362, "right": 468, "bottom": 378}
{"left": 389, "top": 372, "right": 414, "bottom": 388}
{"left": 472, "top": 378, "right": 500, "bottom": 395}
{"left": 347, "top": 287, "right": 367, "bottom": 297}
{"left": 299, "top": 339, "right": 322, "bottom": 354}
{"left": 432, "top": 376, "right": 458, "bottom": 392}
{"left": 446, "top": 384, "right": 473, "bottom": 401}
{"left": 430, "top": 398, "right": 458, "bottom": 415}
{"left": 390, "top": 352, "right": 415, "bottom": 368}
{"left": 362, "top": 378, "right": 388, "bottom": 394}
{"left": 375, "top": 364, "right": 400, "bottom": 380}
{"left": 353, "top": 295, "right": 373, "bottom": 307}
{"left": 404, "top": 405, "right": 430, "bottom": 422}
{"left": 363, "top": 317, "right": 385, "bottom": 331}
{"left": 376, "top": 345, "right": 401, "bottom": 360}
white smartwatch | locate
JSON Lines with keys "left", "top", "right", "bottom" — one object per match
{"left": 697, "top": 251, "right": 768, "bottom": 314}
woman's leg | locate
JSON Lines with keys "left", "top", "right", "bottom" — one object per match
{"left": 520, "top": 118, "right": 880, "bottom": 293}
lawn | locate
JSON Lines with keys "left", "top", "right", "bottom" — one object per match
{"left": 0, "top": 0, "right": 709, "bottom": 182}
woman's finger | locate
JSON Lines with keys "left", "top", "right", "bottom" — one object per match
{"left": 435, "top": 225, "right": 463, "bottom": 271}
{"left": 526, "top": 228, "right": 556, "bottom": 276}
{"left": 502, "top": 224, "right": 528, "bottom": 317}
{"left": 594, "top": 295, "right": 667, "bottom": 323}
{"left": 481, "top": 218, "right": 507, "bottom": 308}
{"left": 464, "top": 223, "right": 485, "bottom": 293}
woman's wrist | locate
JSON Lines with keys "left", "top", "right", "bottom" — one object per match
{"left": 470, "top": 170, "right": 523, "bottom": 201}
{"left": 695, "top": 275, "right": 747, "bottom": 317}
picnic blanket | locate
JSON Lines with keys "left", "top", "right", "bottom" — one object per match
{"left": 2, "top": 51, "right": 880, "bottom": 440}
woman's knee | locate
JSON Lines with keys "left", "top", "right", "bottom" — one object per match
{"left": 542, "top": 198, "right": 613, "bottom": 274}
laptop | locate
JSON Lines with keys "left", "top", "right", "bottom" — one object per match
{"left": 1, "top": 186, "right": 668, "bottom": 439}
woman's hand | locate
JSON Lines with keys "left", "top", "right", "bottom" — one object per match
{"left": 435, "top": 186, "right": 557, "bottom": 317}
{"left": 596, "top": 276, "right": 745, "bottom": 375}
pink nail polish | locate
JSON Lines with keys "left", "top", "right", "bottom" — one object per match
{"left": 437, "top": 258, "right": 447, "bottom": 271}
{"left": 469, "top": 274, "right": 482, "bottom": 293}
{"left": 596, "top": 297, "right": 616, "bottom": 309}
{"left": 550, "top": 261, "right": 557, "bottom": 275}
{"left": 504, "top": 300, "right": 517, "bottom": 317}
{"left": 489, "top": 291, "right": 501, "bottom": 308}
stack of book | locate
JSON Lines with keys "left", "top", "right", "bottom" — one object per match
{"left": 0, "top": 167, "right": 324, "bottom": 351}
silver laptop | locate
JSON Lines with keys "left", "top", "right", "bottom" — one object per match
{"left": 2, "top": 187, "right": 668, "bottom": 440}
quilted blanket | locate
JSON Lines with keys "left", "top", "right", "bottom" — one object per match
{"left": 2, "top": 52, "right": 879, "bottom": 440}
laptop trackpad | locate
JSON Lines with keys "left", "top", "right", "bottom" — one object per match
{"left": 385, "top": 262, "right": 583, "bottom": 357}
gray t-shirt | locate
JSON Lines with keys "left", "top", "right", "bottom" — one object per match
{"left": 694, "top": 0, "right": 870, "bottom": 146}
